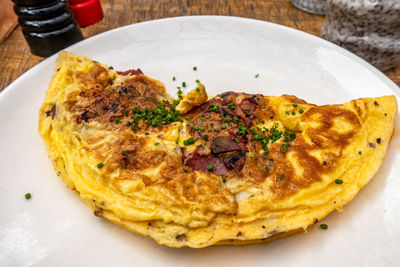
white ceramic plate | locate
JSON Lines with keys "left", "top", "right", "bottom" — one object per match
{"left": 0, "top": 16, "right": 399, "bottom": 267}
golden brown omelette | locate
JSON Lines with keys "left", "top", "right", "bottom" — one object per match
{"left": 38, "top": 52, "right": 398, "bottom": 248}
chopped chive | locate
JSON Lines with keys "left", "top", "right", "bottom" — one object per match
{"left": 291, "top": 111, "right": 296, "bottom": 115}
{"left": 279, "top": 174, "right": 284, "bottom": 180}
{"left": 195, "top": 79, "right": 200, "bottom": 83}
{"left": 183, "top": 137, "right": 197, "bottom": 146}
{"left": 249, "top": 152, "right": 254, "bottom": 158}
{"left": 122, "top": 150, "right": 127, "bottom": 156}
{"left": 24, "top": 193, "right": 31, "bottom": 199}
{"left": 255, "top": 73, "right": 259, "bottom": 78}
{"left": 227, "top": 103, "right": 235, "bottom": 110}
{"left": 182, "top": 82, "right": 186, "bottom": 87}
{"left": 193, "top": 66, "right": 197, "bottom": 71}
{"left": 196, "top": 88, "right": 200, "bottom": 92}
{"left": 264, "top": 166, "right": 269, "bottom": 172}
{"left": 154, "top": 142, "right": 160, "bottom": 146}
{"left": 281, "top": 144, "right": 287, "bottom": 153}
{"left": 144, "top": 132, "right": 149, "bottom": 135}
{"left": 293, "top": 103, "right": 298, "bottom": 107}
{"left": 183, "top": 168, "right": 188, "bottom": 173}
{"left": 177, "top": 89, "right": 183, "bottom": 98}
{"left": 221, "top": 124, "right": 227, "bottom": 129}
{"left": 207, "top": 164, "right": 214, "bottom": 171}
{"left": 97, "top": 163, "right": 104, "bottom": 169}
{"left": 299, "top": 109, "right": 304, "bottom": 114}
{"left": 235, "top": 138, "right": 240, "bottom": 143}
{"left": 222, "top": 178, "right": 226, "bottom": 183}
{"left": 172, "top": 76, "right": 176, "bottom": 81}
{"left": 203, "top": 134, "right": 209, "bottom": 141}
{"left": 269, "top": 116, "right": 274, "bottom": 119}
{"left": 115, "top": 118, "right": 120, "bottom": 124}
{"left": 320, "top": 224, "right": 328, "bottom": 230}
{"left": 125, "top": 121, "right": 131, "bottom": 126}
{"left": 358, "top": 151, "right": 362, "bottom": 155}
{"left": 335, "top": 179, "right": 343, "bottom": 184}
{"left": 209, "top": 104, "right": 219, "bottom": 112}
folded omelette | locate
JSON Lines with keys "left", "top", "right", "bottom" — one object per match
{"left": 38, "top": 52, "right": 397, "bottom": 248}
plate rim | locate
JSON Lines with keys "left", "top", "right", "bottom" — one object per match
{"left": 1, "top": 15, "right": 399, "bottom": 265}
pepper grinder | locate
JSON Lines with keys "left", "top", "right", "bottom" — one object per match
{"left": 13, "top": 0, "right": 84, "bottom": 57}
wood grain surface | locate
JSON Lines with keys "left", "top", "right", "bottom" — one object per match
{"left": 0, "top": 0, "right": 399, "bottom": 92}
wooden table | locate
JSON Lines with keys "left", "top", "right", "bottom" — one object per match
{"left": 1, "top": 0, "right": 399, "bottom": 92}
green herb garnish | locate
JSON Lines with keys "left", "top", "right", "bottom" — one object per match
{"left": 209, "top": 104, "right": 219, "bottom": 112}
{"left": 183, "top": 137, "right": 198, "bottom": 146}
{"left": 207, "top": 164, "right": 214, "bottom": 171}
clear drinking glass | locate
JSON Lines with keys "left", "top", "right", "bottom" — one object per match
{"left": 291, "top": 0, "right": 327, "bottom": 15}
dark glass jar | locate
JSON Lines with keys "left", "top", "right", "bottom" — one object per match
{"left": 13, "top": 0, "right": 84, "bottom": 57}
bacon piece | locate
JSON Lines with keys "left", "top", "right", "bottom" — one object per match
{"left": 181, "top": 147, "right": 229, "bottom": 175}
{"left": 239, "top": 97, "right": 257, "bottom": 117}
{"left": 117, "top": 69, "right": 143, "bottom": 76}
{"left": 218, "top": 91, "right": 235, "bottom": 104}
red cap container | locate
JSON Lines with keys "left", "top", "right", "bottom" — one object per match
{"left": 68, "top": 0, "right": 103, "bottom": 27}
